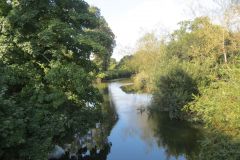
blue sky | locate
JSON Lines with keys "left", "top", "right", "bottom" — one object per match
{"left": 85, "top": 0, "right": 217, "bottom": 60}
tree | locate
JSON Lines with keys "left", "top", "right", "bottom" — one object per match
{"left": 90, "top": 7, "right": 116, "bottom": 71}
{"left": 108, "top": 58, "right": 117, "bottom": 70}
{"left": 188, "top": 0, "right": 240, "bottom": 63}
{"left": 117, "top": 55, "right": 133, "bottom": 71}
{"left": 168, "top": 17, "right": 223, "bottom": 63}
{"left": 214, "top": 0, "right": 240, "bottom": 63}
{"left": 0, "top": 0, "right": 114, "bottom": 159}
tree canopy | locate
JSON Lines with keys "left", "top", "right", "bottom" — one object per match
{"left": 0, "top": 0, "right": 115, "bottom": 159}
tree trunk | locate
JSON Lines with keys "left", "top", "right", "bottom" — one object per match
{"left": 222, "top": 28, "right": 228, "bottom": 63}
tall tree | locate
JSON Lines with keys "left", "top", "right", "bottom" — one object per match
{"left": 214, "top": 0, "right": 240, "bottom": 62}
{"left": 0, "top": 0, "right": 115, "bottom": 159}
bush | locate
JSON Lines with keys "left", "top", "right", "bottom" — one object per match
{"left": 153, "top": 67, "right": 199, "bottom": 119}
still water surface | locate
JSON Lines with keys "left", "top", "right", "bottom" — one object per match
{"left": 51, "top": 80, "right": 202, "bottom": 160}
{"left": 105, "top": 80, "right": 201, "bottom": 160}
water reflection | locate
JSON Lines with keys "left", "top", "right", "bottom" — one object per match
{"left": 50, "top": 80, "right": 202, "bottom": 160}
{"left": 148, "top": 112, "right": 202, "bottom": 159}
{"left": 49, "top": 124, "right": 113, "bottom": 160}
{"left": 49, "top": 83, "right": 117, "bottom": 160}
{"left": 106, "top": 81, "right": 202, "bottom": 160}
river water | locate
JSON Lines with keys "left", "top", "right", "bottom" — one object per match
{"left": 105, "top": 80, "right": 201, "bottom": 160}
{"left": 51, "top": 80, "right": 202, "bottom": 160}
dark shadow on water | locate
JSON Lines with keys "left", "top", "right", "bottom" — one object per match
{"left": 49, "top": 83, "right": 118, "bottom": 160}
{"left": 50, "top": 80, "right": 205, "bottom": 160}
{"left": 148, "top": 111, "right": 203, "bottom": 159}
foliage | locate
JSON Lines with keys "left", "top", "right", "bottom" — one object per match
{"left": 91, "top": 7, "right": 116, "bottom": 71}
{"left": 153, "top": 67, "right": 198, "bottom": 119}
{"left": 195, "top": 134, "right": 240, "bottom": 160}
{"left": 116, "top": 55, "right": 135, "bottom": 73}
{"left": 120, "top": 84, "right": 141, "bottom": 94}
{"left": 102, "top": 70, "right": 133, "bottom": 81}
{"left": 167, "top": 17, "right": 224, "bottom": 63}
{"left": 97, "top": 56, "right": 135, "bottom": 81}
{"left": 184, "top": 64, "right": 240, "bottom": 136}
{"left": 128, "top": 33, "right": 166, "bottom": 92}
{"left": 129, "top": 16, "right": 240, "bottom": 159}
{"left": 0, "top": 0, "right": 114, "bottom": 159}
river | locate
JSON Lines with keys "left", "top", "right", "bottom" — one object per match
{"left": 106, "top": 80, "right": 201, "bottom": 160}
{"left": 50, "top": 79, "right": 202, "bottom": 160}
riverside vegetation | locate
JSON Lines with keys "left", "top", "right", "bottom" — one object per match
{"left": 0, "top": 0, "right": 115, "bottom": 159}
{"left": 124, "top": 16, "right": 240, "bottom": 159}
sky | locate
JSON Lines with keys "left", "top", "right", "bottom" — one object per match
{"left": 85, "top": 0, "right": 217, "bottom": 60}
